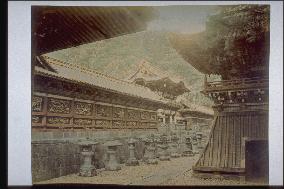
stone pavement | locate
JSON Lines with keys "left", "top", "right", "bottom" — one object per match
{"left": 34, "top": 156, "right": 252, "bottom": 186}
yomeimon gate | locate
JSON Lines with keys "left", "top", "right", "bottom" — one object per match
{"left": 170, "top": 5, "right": 269, "bottom": 180}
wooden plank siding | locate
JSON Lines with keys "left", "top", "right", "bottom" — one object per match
{"left": 193, "top": 111, "right": 268, "bottom": 173}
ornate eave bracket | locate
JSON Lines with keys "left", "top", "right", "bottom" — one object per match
{"left": 203, "top": 77, "right": 268, "bottom": 112}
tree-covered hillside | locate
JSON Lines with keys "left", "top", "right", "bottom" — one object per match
{"left": 46, "top": 31, "right": 216, "bottom": 106}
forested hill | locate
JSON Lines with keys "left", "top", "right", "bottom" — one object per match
{"left": 46, "top": 31, "right": 215, "bottom": 105}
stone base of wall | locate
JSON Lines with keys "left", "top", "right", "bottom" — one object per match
{"left": 32, "top": 129, "right": 158, "bottom": 182}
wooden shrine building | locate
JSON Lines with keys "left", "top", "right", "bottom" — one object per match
{"left": 125, "top": 60, "right": 191, "bottom": 130}
{"left": 179, "top": 102, "right": 214, "bottom": 132}
{"left": 32, "top": 56, "right": 180, "bottom": 133}
{"left": 170, "top": 5, "right": 269, "bottom": 181}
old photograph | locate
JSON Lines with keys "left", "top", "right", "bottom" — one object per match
{"left": 31, "top": 5, "right": 269, "bottom": 185}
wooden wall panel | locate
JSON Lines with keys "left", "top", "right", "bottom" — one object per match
{"left": 32, "top": 94, "right": 159, "bottom": 130}
{"left": 194, "top": 111, "right": 268, "bottom": 173}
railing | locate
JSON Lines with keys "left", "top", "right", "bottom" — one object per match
{"left": 204, "top": 77, "right": 268, "bottom": 91}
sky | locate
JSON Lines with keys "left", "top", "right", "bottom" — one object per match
{"left": 147, "top": 5, "right": 220, "bottom": 34}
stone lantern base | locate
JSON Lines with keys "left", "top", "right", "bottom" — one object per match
{"left": 182, "top": 150, "right": 194, "bottom": 157}
{"left": 146, "top": 158, "right": 158, "bottom": 164}
{"left": 126, "top": 158, "right": 139, "bottom": 166}
{"left": 79, "top": 165, "right": 97, "bottom": 177}
{"left": 159, "top": 155, "right": 171, "bottom": 161}
{"left": 171, "top": 152, "right": 181, "bottom": 158}
{"left": 105, "top": 164, "right": 121, "bottom": 171}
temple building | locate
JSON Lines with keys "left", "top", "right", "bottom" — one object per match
{"left": 126, "top": 60, "right": 190, "bottom": 100}
{"left": 170, "top": 5, "right": 269, "bottom": 181}
{"left": 125, "top": 59, "right": 192, "bottom": 132}
{"left": 32, "top": 55, "right": 181, "bottom": 133}
{"left": 179, "top": 102, "right": 214, "bottom": 131}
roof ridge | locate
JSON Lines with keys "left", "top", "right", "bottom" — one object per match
{"left": 41, "top": 55, "right": 160, "bottom": 94}
{"left": 139, "top": 59, "right": 168, "bottom": 78}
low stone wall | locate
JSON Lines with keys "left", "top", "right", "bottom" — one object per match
{"left": 32, "top": 130, "right": 157, "bottom": 182}
{"left": 32, "top": 140, "right": 80, "bottom": 182}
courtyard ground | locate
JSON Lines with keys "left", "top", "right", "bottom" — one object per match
{"left": 34, "top": 156, "right": 265, "bottom": 186}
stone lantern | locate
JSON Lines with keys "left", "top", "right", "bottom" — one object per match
{"left": 78, "top": 138, "right": 98, "bottom": 177}
{"left": 169, "top": 134, "right": 181, "bottom": 158}
{"left": 104, "top": 140, "right": 122, "bottom": 171}
{"left": 126, "top": 138, "right": 139, "bottom": 166}
{"left": 158, "top": 134, "right": 170, "bottom": 161}
{"left": 143, "top": 137, "right": 158, "bottom": 164}
{"left": 182, "top": 135, "right": 194, "bottom": 157}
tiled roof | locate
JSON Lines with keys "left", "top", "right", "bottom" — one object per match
{"left": 35, "top": 56, "right": 169, "bottom": 104}
{"left": 126, "top": 59, "right": 188, "bottom": 85}
{"left": 179, "top": 99, "right": 214, "bottom": 116}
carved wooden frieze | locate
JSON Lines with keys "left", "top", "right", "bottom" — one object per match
{"left": 113, "top": 107, "right": 125, "bottom": 119}
{"left": 74, "top": 102, "right": 92, "bottom": 116}
{"left": 140, "top": 122, "right": 148, "bottom": 128}
{"left": 32, "top": 115, "right": 42, "bottom": 123}
{"left": 127, "top": 110, "right": 140, "bottom": 120}
{"left": 96, "top": 105, "right": 112, "bottom": 117}
{"left": 47, "top": 116, "right": 70, "bottom": 124}
{"left": 74, "top": 118, "right": 92, "bottom": 126}
{"left": 95, "top": 120, "right": 111, "bottom": 127}
{"left": 47, "top": 98, "right": 71, "bottom": 114}
{"left": 149, "top": 123, "right": 157, "bottom": 127}
{"left": 141, "top": 111, "right": 150, "bottom": 120}
{"left": 150, "top": 113, "right": 157, "bottom": 121}
{"left": 127, "top": 121, "right": 137, "bottom": 127}
{"left": 32, "top": 96, "right": 43, "bottom": 112}
{"left": 113, "top": 120, "right": 124, "bottom": 127}
{"left": 208, "top": 88, "right": 268, "bottom": 106}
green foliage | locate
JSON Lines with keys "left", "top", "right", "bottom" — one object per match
{"left": 204, "top": 5, "right": 270, "bottom": 79}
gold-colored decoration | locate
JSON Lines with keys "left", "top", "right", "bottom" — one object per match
{"left": 96, "top": 105, "right": 111, "bottom": 117}
{"left": 150, "top": 113, "right": 157, "bottom": 120}
{"left": 47, "top": 117, "right": 70, "bottom": 124}
{"left": 149, "top": 123, "right": 157, "bottom": 127}
{"left": 95, "top": 120, "right": 111, "bottom": 127}
{"left": 74, "top": 118, "right": 92, "bottom": 125}
{"left": 32, "top": 116, "right": 42, "bottom": 123}
{"left": 48, "top": 98, "right": 71, "bottom": 114}
{"left": 32, "top": 96, "right": 43, "bottom": 112}
{"left": 127, "top": 110, "right": 139, "bottom": 120}
{"left": 140, "top": 122, "right": 148, "bottom": 128}
{"left": 113, "top": 120, "right": 124, "bottom": 127}
{"left": 74, "top": 102, "right": 92, "bottom": 115}
{"left": 141, "top": 111, "right": 150, "bottom": 120}
{"left": 127, "top": 121, "right": 137, "bottom": 127}
{"left": 113, "top": 107, "right": 125, "bottom": 119}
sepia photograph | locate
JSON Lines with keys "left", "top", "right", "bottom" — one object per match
{"left": 29, "top": 4, "right": 271, "bottom": 186}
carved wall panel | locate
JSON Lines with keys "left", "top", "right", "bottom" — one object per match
{"left": 74, "top": 118, "right": 92, "bottom": 126}
{"left": 127, "top": 121, "right": 137, "bottom": 127}
{"left": 32, "top": 116, "right": 42, "bottom": 124}
{"left": 149, "top": 122, "right": 157, "bottom": 127}
{"left": 150, "top": 113, "right": 157, "bottom": 121}
{"left": 113, "top": 120, "right": 124, "bottom": 127}
{"left": 140, "top": 122, "right": 148, "bottom": 128}
{"left": 47, "top": 98, "right": 71, "bottom": 114}
{"left": 141, "top": 111, "right": 150, "bottom": 120}
{"left": 127, "top": 110, "right": 140, "bottom": 120}
{"left": 74, "top": 102, "right": 92, "bottom": 116}
{"left": 47, "top": 117, "right": 70, "bottom": 125}
{"left": 32, "top": 96, "right": 43, "bottom": 112}
{"left": 94, "top": 120, "right": 111, "bottom": 128}
{"left": 96, "top": 105, "right": 112, "bottom": 117}
{"left": 113, "top": 107, "right": 125, "bottom": 119}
